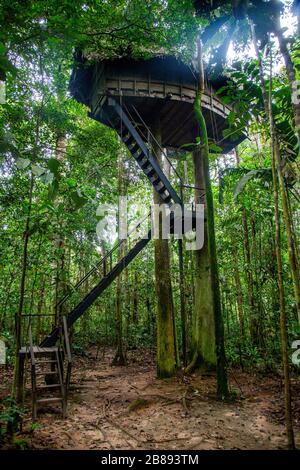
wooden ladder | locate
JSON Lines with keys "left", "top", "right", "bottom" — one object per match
{"left": 19, "top": 318, "right": 71, "bottom": 419}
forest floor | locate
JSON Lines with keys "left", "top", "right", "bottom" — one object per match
{"left": 1, "top": 347, "right": 300, "bottom": 450}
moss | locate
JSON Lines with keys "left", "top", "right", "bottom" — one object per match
{"left": 193, "top": 71, "right": 229, "bottom": 398}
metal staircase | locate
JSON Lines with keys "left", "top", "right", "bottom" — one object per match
{"left": 19, "top": 97, "right": 196, "bottom": 418}
{"left": 40, "top": 98, "right": 187, "bottom": 349}
{"left": 105, "top": 98, "right": 182, "bottom": 206}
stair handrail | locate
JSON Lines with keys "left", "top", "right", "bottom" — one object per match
{"left": 28, "top": 319, "right": 35, "bottom": 367}
{"left": 62, "top": 315, "right": 72, "bottom": 406}
{"left": 28, "top": 319, "right": 37, "bottom": 417}
{"left": 125, "top": 103, "right": 202, "bottom": 199}
{"left": 129, "top": 103, "right": 184, "bottom": 186}
{"left": 55, "top": 210, "right": 151, "bottom": 310}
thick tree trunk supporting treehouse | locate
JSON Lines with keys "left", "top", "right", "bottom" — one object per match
{"left": 186, "top": 148, "right": 216, "bottom": 373}
{"left": 151, "top": 117, "right": 177, "bottom": 379}
{"left": 178, "top": 238, "right": 187, "bottom": 366}
{"left": 193, "top": 37, "right": 228, "bottom": 398}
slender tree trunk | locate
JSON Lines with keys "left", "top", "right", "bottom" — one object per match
{"left": 271, "top": 135, "right": 295, "bottom": 450}
{"left": 193, "top": 37, "right": 228, "bottom": 398}
{"left": 251, "top": 23, "right": 295, "bottom": 448}
{"left": 132, "top": 270, "right": 138, "bottom": 325}
{"left": 53, "top": 134, "right": 68, "bottom": 326}
{"left": 272, "top": 4, "right": 300, "bottom": 142}
{"left": 231, "top": 237, "right": 245, "bottom": 342}
{"left": 151, "top": 117, "right": 177, "bottom": 378}
{"left": 112, "top": 147, "right": 127, "bottom": 366}
{"left": 250, "top": 21, "right": 300, "bottom": 326}
{"left": 242, "top": 209, "right": 259, "bottom": 346}
{"left": 13, "top": 173, "right": 34, "bottom": 400}
{"left": 36, "top": 278, "right": 46, "bottom": 343}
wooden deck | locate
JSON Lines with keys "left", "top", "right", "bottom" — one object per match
{"left": 70, "top": 55, "right": 244, "bottom": 153}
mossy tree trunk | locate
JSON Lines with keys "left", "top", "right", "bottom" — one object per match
{"left": 186, "top": 148, "right": 216, "bottom": 373}
{"left": 151, "top": 117, "right": 177, "bottom": 379}
{"left": 193, "top": 37, "right": 228, "bottom": 398}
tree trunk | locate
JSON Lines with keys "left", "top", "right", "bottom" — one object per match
{"left": 272, "top": 5, "right": 300, "bottom": 142}
{"left": 112, "top": 147, "right": 127, "bottom": 366}
{"left": 232, "top": 237, "right": 245, "bottom": 342}
{"left": 53, "top": 134, "right": 68, "bottom": 326}
{"left": 151, "top": 117, "right": 177, "bottom": 378}
{"left": 186, "top": 148, "right": 216, "bottom": 373}
{"left": 250, "top": 21, "right": 300, "bottom": 326}
{"left": 271, "top": 134, "right": 295, "bottom": 450}
{"left": 251, "top": 23, "right": 295, "bottom": 448}
{"left": 242, "top": 208, "right": 259, "bottom": 346}
{"left": 178, "top": 238, "right": 187, "bottom": 366}
{"left": 193, "top": 37, "right": 228, "bottom": 398}
{"left": 13, "top": 172, "right": 34, "bottom": 401}
{"left": 132, "top": 270, "right": 138, "bottom": 325}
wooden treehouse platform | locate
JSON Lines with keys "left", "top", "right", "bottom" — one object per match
{"left": 69, "top": 55, "right": 243, "bottom": 153}
{"left": 20, "top": 55, "right": 244, "bottom": 420}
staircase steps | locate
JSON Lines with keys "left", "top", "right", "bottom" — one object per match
{"left": 37, "top": 397, "right": 63, "bottom": 404}
{"left": 37, "top": 384, "right": 61, "bottom": 390}
{"left": 39, "top": 99, "right": 190, "bottom": 354}
{"left": 106, "top": 98, "right": 182, "bottom": 206}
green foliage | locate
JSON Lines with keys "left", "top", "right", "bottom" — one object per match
{"left": 233, "top": 169, "right": 272, "bottom": 198}
{"left": 0, "top": 397, "right": 24, "bottom": 437}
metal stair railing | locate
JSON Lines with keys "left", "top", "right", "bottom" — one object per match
{"left": 54, "top": 210, "right": 151, "bottom": 315}
{"left": 40, "top": 213, "right": 152, "bottom": 347}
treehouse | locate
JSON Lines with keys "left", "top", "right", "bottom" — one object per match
{"left": 19, "top": 54, "right": 244, "bottom": 418}
{"left": 69, "top": 55, "right": 242, "bottom": 154}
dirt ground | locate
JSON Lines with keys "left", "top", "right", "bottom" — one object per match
{"left": 1, "top": 347, "right": 300, "bottom": 450}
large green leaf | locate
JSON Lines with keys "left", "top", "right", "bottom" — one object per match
{"left": 234, "top": 169, "right": 272, "bottom": 198}
{"left": 70, "top": 189, "right": 88, "bottom": 209}
{"left": 47, "top": 158, "right": 60, "bottom": 175}
{"left": 32, "top": 164, "right": 46, "bottom": 176}
{"left": 16, "top": 158, "right": 30, "bottom": 169}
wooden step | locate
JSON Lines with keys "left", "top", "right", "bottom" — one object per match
{"left": 37, "top": 397, "right": 62, "bottom": 404}
{"left": 35, "top": 371, "right": 58, "bottom": 376}
{"left": 20, "top": 346, "right": 58, "bottom": 356}
{"left": 37, "top": 384, "right": 61, "bottom": 389}
{"left": 35, "top": 359, "right": 57, "bottom": 364}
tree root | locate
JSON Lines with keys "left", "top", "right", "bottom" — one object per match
{"left": 184, "top": 351, "right": 199, "bottom": 375}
